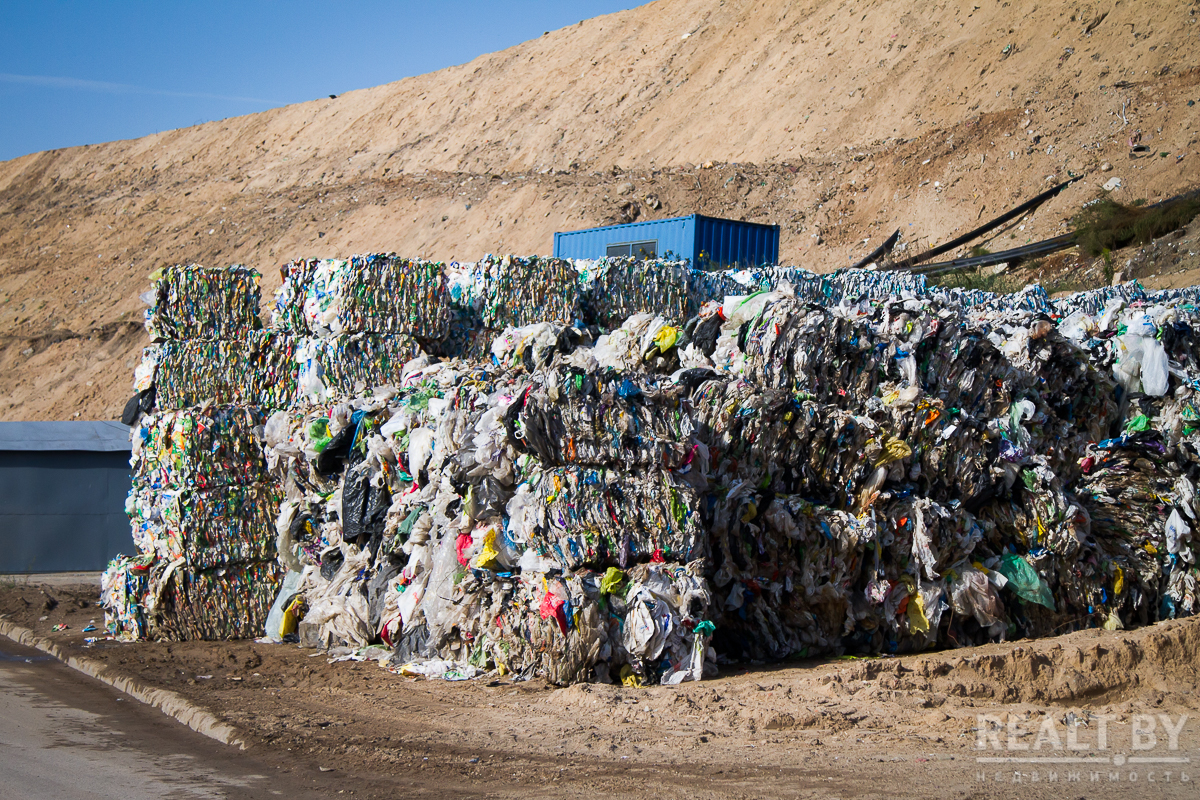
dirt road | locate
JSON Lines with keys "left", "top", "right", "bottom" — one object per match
{"left": 4, "top": 581, "right": 1200, "bottom": 798}
{"left": 0, "top": 634, "right": 349, "bottom": 800}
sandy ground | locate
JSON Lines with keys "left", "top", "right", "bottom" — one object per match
{"left": 1, "top": 0, "right": 1199, "bottom": 421}
{"left": 4, "top": 580, "right": 1200, "bottom": 799}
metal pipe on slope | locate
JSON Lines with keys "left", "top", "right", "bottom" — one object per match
{"left": 891, "top": 176, "right": 1082, "bottom": 270}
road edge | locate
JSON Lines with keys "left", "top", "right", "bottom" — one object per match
{"left": 0, "top": 618, "right": 246, "bottom": 749}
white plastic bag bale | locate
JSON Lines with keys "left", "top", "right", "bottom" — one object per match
{"left": 1113, "top": 333, "right": 1147, "bottom": 392}
{"left": 263, "top": 569, "right": 304, "bottom": 641}
{"left": 1165, "top": 507, "right": 1193, "bottom": 560}
{"left": 1141, "top": 338, "right": 1170, "bottom": 396}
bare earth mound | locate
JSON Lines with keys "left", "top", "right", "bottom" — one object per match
{"left": 1, "top": 0, "right": 1198, "bottom": 420}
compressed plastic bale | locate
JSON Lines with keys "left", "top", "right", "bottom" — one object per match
{"left": 513, "top": 367, "right": 697, "bottom": 470}
{"left": 870, "top": 497, "right": 986, "bottom": 584}
{"left": 610, "top": 561, "right": 714, "bottom": 684}
{"left": 861, "top": 388, "right": 996, "bottom": 509}
{"left": 144, "top": 264, "right": 263, "bottom": 341}
{"left": 429, "top": 569, "right": 609, "bottom": 685}
{"left": 432, "top": 560, "right": 712, "bottom": 685}
{"left": 690, "top": 380, "right": 882, "bottom": 509}
{"left": 686, "top": 268, "right": 754, "bottom": 311}
{"left": 708, "top": 493, "right": 874, "bottom": 660}
{"left": 300, "top": 255, "right": 450, "bottom": 339}
{"left": 270, "top": 258, "right": 320, "bottom": 333}
{"left": 1053, "top": 280, "right": 1148, "bottom": 318}
{"left": 519, "top": 467, "right": 708, "bottom": 571}
{"left": 127, "top": 484, "right": 281, "bottom": 570}
{"left": 131, "top": 406, "right": 269, "bottom": 490}
{"left": 151, "top": 331, "right": 298, "bottom": 410}
{"left": 588, "top": 257, "right": 690, "bottom": 327}
{"left": 976, "top": 463, "right": 1090, "bottom": 559}
{"left": 850, "top": 497, "right": 986, "bottom": 653}
{"left": 148, "top": 559, "right": 283, "bottom": 641}
{"left": 475, "top": 254, "right": 581, "bottom": 329}
{"left": 1074, "top": 434, "right": 1200, "bottom": 625}
{"left": 295, "top": 333, "right": 422, "bottom": 401}
{"left": 711, "top": 297, "right": 883, "bottom": 404}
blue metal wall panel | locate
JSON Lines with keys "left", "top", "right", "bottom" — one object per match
{"left": 694, "top": 215, "right": 779, "bottom": 268}
{"left": 0, "top": 451, "right": 133, "bottom": 573}
{"left": 554, "top": 216, "right": 694, "bottom": 260}
{"left": 555, "top": 215, "right": 777, "bottom": 267}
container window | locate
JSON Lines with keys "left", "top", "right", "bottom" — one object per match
{"left": 606, "top": 240, "right": 657, "bottom": 258}
{"left": 632, "top": 241, "right": 657, "bottom": 258}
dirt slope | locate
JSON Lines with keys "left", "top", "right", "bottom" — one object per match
{"left": 2, "top": 0, "right": 1199, "bottom": 420}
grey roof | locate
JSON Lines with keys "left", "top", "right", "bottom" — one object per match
{"left": 0, "top": 421, "right": 131, "bottom": 452}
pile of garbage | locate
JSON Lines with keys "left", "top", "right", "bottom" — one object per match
{"left": 105, "top": 255, "right": 1200, "bottom": 687}
{"left": 108, "top": 266, "right": 285, "bottom": 640}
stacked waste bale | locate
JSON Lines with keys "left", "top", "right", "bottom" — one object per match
{"left": 432, "top": 255, "right": 582, "bottom": 361}
{"left": 270, "top": 256, "right": 443, "bottom": 399}
{"left": 513, "top": 366, "right": 697, "bottom": 470}
{"left": 106, "top": 254, "right": 1200, "bottom": 680}
{"left": 706, "top": 490, "right": 875, "bottom": 660}
{"left": 505, "top": 368, "right": 717, "bottom": 681}
{"left": 476, "top": 254, "right": 580, "bottom": 329}
{"left": 145, "top": 265, "right": 297, "bottom": 408}
{"left": 588, "top": 257, "right": 691, "bottom": 327}
{"left": 260, "top": 350, "right": 716, "bottom": 685}
{"left": 109, "top": 265, "right": 286, "bottom": 641}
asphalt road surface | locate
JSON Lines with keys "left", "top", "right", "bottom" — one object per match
{"left": 0, "top": 636, "right": 349, "bottom": 800}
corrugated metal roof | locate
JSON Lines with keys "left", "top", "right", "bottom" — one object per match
{"left": 0, "top": 421, "right": 131, "bottom": 452}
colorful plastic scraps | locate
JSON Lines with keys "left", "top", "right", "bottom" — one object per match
{"left": 101, "top": 554, "right": 154, "bottom": 640}
{"left": 708, "top": 493, "right": 875, "bottom": 660}
{"left": 417, "top": 560, "right": 713, "bottom": 685}
{"left": 271, "top": 258, "right": 320, "bottom": 333}
{"left": 149, "top": 331, "right": 298, "bottom": 410}
{"left": 518, "top": 466, "right": 708, "bottom": 571}
{"left": 588, "top": 257, "right": 691, "bottom": 326}
{"left": 131, "top": 405, "right": 269, "bottom": 490}
{"left": 474, "top": 254, "right": 580, "bottom": 329}
{"left": 150, "top": 560, "right": 284, "bottom": 641}
{"left": 274, "top": 255, "right": 450, "bottom": 339}
{"left": 144, "top": 264, "right": 263, "bottom": 341}
{"left": 128, "top": 484, "right": 281, "bottom": 570}
{"left": 514, "top": 367, "right": 696, "bottom": 469}
{"left": 296, "top": 334, "right": 422, "bottom": 401}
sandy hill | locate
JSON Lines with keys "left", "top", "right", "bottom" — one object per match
{"left": 2, "top": 0, "right": 1199, "bottom": 420}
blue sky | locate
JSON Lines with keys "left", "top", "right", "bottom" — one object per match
{"left": 0, "top": 1, "right": 645, "bottom": 162}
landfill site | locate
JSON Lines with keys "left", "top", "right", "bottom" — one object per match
{"left": 5, "top": 1, "right": 1200, "bottom": 798}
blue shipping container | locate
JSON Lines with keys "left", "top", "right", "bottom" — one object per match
{"left": 553, "top": 214, "right": 779, "bottom": 268}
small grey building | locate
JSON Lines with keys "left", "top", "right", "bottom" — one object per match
{"left": 0, "top": 421, "right": 133, "bottom": 573}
